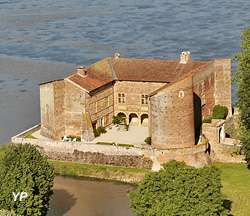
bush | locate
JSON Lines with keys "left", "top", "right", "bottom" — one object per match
{"left": 202, "top": 105, "right": 229, "bottom": 124}
{"left": 112, "top": 115, "right": 126, "bottom": 124}
{"left": 0, "top": 209, "right": 20, "bottom": 216}
{"left": 97, "top": 126, "right": 107, "bottom": 134}
{"left": 128, "top": 160, "right": 230, "bottom": 215}
{"left": 67, "top": 135, "right": 81, "bottom": 141}
{"left": 144, "top": 137, "right": 151, "bottom": 145}
{"left": 213, "top": 105, "right": 228, "bottom": 119}
{"left": 0, "top": 143, "right": 55, "bottom": 216}
{"left": 93, "top": 129, "right": 100, "bottom": 137}
{"left": 117, "top": 144, "right": 134, "bottom": 147}
{"left": 202, "top": 117, "right": 213, "bottom": 123}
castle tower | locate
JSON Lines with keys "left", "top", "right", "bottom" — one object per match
{"left": 150, "top": 74, "right": 195, "bottom": 148}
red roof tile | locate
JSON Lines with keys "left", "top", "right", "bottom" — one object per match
{"left": 66, "top": 57, "right": 208, "bottom": 92}
{"left": 110, "top": 58, "right": 207, "bottom": 82}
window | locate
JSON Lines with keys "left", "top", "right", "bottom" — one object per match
{"left": 104, "top": 96, "right": 109, "bottom": 107}
{"left": 104, "top": 114, "right": 110, "bottom": 126}
{"left": 94, "top": 102, "right": 97, "bottom": 113}
{"left": 141, "top": 94, "right": 148, "bottom": 104}
{"left": 202, "top": 81, "right": 205, "bottom": 92}
{"left": 202, "top": 93, "right": 206, "bottom": 105}
{"left": 46, "top": 104, "right": 49, "bottom": 115}
{"left": 118, "top": 93, "right": 125, "bottom": 103}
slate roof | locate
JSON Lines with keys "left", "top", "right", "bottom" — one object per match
{"left": 65, "top": 57, "right": 208, "bottom": 92}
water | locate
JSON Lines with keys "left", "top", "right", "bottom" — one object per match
{"left": 48, "top": 176, "right": 136, "bottom": 216}
{"left": 1, "top": 0, "right": 249, "bottom": 144}
{"left": 0, "top": 0, "right": 250, "bottom": 215}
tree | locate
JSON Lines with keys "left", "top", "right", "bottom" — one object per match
{"left": 233, "top": 28, "right": 250, "bottom": 169}
{"left": 128, "top": 160, "right": 230, "bottom": 216}
{"left": 0, "top": 209, "right": 20, "bottom": 216}
{"left": 0, "top": 143, "right": 55, "bottom": 216}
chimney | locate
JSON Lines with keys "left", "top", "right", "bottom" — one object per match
{"left": 77, "top": 66, "right": 86, "bottom": 76}
{"left": 114, "top": 53, "right": 120, "bottom": 60}
{"left": 180, "top": 51, "right": 190, "bottom": 64}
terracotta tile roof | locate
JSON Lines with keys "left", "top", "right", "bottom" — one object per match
{"left": 66, "top": 58, "right": 114, "bottom": 92}
{"left": 149, "top": 60, "right": 213, "bottom": 96}
{"left": 66, "top": 57, "right": 208, "bottom": 92}
{"left": 110, "top": 58, "right": 207, "bottom": 82}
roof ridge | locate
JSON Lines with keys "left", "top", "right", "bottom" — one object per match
{"left": 108, "top": 58, "right": 118, "bottom": 80}
{"left": 149, "top": 60, "right": 212, "bottom": 96}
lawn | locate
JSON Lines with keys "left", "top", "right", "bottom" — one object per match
{"left": 49, "top": 160, "right": 149, "bottom": 184}
{"left": 215, "top": 162, "right": 250, "bottom": 216}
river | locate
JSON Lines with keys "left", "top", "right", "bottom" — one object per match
{"left": 0, "top": 0, "right": 250, "bottom": 215}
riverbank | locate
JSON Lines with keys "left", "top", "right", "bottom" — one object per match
{"left": 49, "top": 160, "right": 150, "bottom": 184}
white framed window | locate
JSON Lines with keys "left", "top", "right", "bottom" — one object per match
{"left": 141, "top": 94, "right": 149, "bottom": 104}
{"left": 118, "top": 93, "right": 125, "bottom": 103}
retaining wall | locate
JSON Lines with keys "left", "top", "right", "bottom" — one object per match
{"left": 12, "top": 126, "right": 211, "bottom": 171}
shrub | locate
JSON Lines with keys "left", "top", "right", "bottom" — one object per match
{"left": 213, "top": 105, "right": 228, "bottom": 119}
{"left": 117, "top": 144, "right": 134, "bottom": 147}
{"left": 112, "top": 115, "right": 126, "bottom": 124}
{"left": 0, "top": 143, "right": 55, "bottom": 216}
{"left": 93, "top": 129, "right": 100, "bottom": 137}
{"left": 144, "top": 136, "right": 151, "bottom": 145}
{"left": 202, "top": 117, "right": 213, "bottom": 123}
{"left": 97, "top": 126, "right": 107, "bottom": 134}
{"left": 67, "top": 135, "right": 81, "bottom": 141}
{"left": 0, "top": 209, "right": 20, "bottom": 216}
{"left": 128, "top": 160, "right": 230, "bottom": 215}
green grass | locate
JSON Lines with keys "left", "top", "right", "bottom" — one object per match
{"left": 117, "top": 143, "right": 134, "bottom": 147}
{"left": 49, "top": 160, "right": 149, "bottom": 183}
{"left": 24, "top": 134, "right": 38, "bottom": 139}
{"left": 214, "top": 162, "right": 250, "bottom": 216}
{"left": 96, "top": 142, "right": 115, "bottom": 145}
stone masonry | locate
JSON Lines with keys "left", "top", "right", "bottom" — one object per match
{"left": 39, "top": 52, "right": 232, "bottom": 168}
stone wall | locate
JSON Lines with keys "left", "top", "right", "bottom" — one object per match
{"left": 192, "top": 61, "right": 215, "bottom": 120}
{"left": 40, "top": 82, "right": 56, "bottom": 139}
{"left": 54, "top": 80, "right": 66, "bottom": 140}
{"left": 87, "top": 82, "right": 115, "bottom": 128}
{"left": 12, "top": 127, "right": 210, "bottom": 171}
{"left": 64, "top": 80, "right": 94, "bottom": 141}
{"left": 150, "top": 74, "right": 195, "bottom": 148}
{"left": 202, "top": 118, "right": 244, "bottom": 163}
{"left": 214, "top": 59, "right": 232, "bottom": 116}
{"left": 114, "top": 81, "right": 166, "bottom": 125}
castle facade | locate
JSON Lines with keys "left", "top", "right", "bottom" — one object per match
{"left": 39, "top": 52, "right": 231, "bottom": 149}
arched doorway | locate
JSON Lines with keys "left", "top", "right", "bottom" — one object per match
{"left": 116, "top": 112, "right": 127, "bottom": 124}
{"left": 129, "top": 113, "right": 139, "bottom": 126}
{"left": 141, "top": 114, "right": 148, "bottom": 126}
{"left": 117, "top": 112, "right": 126, "bottom": 118}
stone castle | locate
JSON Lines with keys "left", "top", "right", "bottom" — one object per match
{"left": 39, "top": 51, "right": 232, "bottom": 150}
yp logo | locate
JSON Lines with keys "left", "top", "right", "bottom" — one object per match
{"left": 12, "top": 192, "right": 28, "bottom": 201}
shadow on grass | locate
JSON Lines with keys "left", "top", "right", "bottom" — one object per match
{"left": 223, "top": 199, "right": 234, "bottom": 216}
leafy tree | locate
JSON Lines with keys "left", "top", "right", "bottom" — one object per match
{"left": 233, "top": 28, "right": 250, "bottom": 168}
{"left": 128, "top": 160, "right": 230, "bottom": 216}
{"left": 0, "top": 143, "right": 55, "bottom": 216}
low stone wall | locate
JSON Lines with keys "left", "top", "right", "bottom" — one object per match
{"left": 12, "top": 124, "right": 41, "bottom": 138}
{"left": 210, "top": 143, "right": 244, "bottom": 163}
{"left": 12, "top": 128, "right": 211, "bottom": 171}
